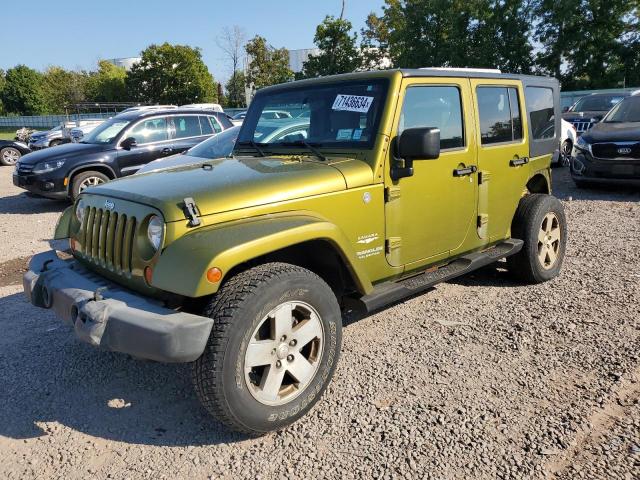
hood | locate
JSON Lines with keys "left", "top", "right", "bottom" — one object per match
{"left": 19, "top": 142, "right": 110, "bottom": 164}
{"left": 135, "top": 153, "right": 200, "bottom": 174}
{"left": 562, "top": 110, "right": 607, "bottom": 122}
{"left": 582, "top": 122, "right": 640, "bottom": 143}
{"left": 86, "top": 156, "right": 372, "bottom": 222}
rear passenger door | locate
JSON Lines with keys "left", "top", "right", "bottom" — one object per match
{"left": 471, "top": 81, "right": 530, "bottom": 242}
{"left": 168, "top": 114, "right": 219, "bottom": 154}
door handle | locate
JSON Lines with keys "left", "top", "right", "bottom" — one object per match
{"left": 509, "top": 157, "right": 529, "bottom": 167}
{"left": 161, "top": 147, "right": 173, "bottom": 154}
{"left": 453, "top": 165, "right": 477, "bottom": 177}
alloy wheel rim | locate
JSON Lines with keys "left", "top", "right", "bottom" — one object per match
{"left": 2, "top": 148, "right": 19, "bottom": 164}
{"left": 537, "top": 212, "right": 561, "bottom": 270}
{"left": 244, "top": 301, "right": 324, "bottom": 406}
{"left": 78, "top": 176, "right": 105, "bottom": 192}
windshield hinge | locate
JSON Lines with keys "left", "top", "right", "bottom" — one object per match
{"left": 182, "top": 197, "right": 201, "bottom": 227}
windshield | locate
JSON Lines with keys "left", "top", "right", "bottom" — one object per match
{"left": 81, "top": 118, "right": 130, "bottom": 144}
{"left": 603, "top": 96, "right": 640, "bottom": 123}
{"left": 186, "top": 126, "right": 240, "bottom": 159}
{"left": 237, "top": 79, "right": 389, "bottom": 150}
{"left": 570, "top": 95, "right": 625, "bottom": 113}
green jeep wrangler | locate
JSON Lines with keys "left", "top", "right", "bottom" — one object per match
{"left": 24, "top": 69, "right": 567, "bottom": 434}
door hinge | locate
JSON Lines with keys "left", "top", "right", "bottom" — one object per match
{"left": 478, "top": 171, "right": 491, "bottom": 185}
{"left": 477, "top": 214, "right": 489, "bottom": 239}
{"left": 385, "top": 186, "right": 401, "bottom": 202}
{"left": 386, "top": 237, "right": 402, "bottom": 253}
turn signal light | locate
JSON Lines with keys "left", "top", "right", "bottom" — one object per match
{"left": 206, "top": 267, "right": 223, "bottom": 283}
{"left": 144, "top": 266, "right": 153, "bottom": 285}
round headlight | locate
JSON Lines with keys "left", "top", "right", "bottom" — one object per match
{"left": 75, "top": 200, "right": 85, "bottom": 224}
{"left": 147, "top": 215, "right": 164, "bottom": 251}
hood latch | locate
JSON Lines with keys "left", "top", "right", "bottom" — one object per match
{"left": 182, "top": 197, "right": 201, "bottom": 227}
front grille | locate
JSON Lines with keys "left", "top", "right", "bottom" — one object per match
{"left": 591, "top": 142, "right": 640, "bottom": 160}
{"left": 571, "top": 120, "right": 595, "bottom": 133}
{"left": 81, "top": 207, "right": 137, "bottom": 273}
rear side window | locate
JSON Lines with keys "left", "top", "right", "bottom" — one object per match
{"left": 526, "top": 87, "right": 555, "bottom": 140}
{"left": 172, "top": 116, "right": 202, "bottom": 139}
{"left": 399, "top": 86, "right": 464, "bottom": 149}
{"left": 208, "top": 116, "right": 223, "bottom": 133}
{"left": 199, "top": 116, "right": 214, "bottom": 135}
{"left": 477, "top": 87, "right": 523, "bottom": 145}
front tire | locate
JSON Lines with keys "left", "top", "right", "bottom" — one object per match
{"left": 507, "top": 194, "right": 567, "bottom": 283}
{"left": 71, "top": 170, "right": 109, "bottom": 200}
{"left": 193, "top": 262, "right": 342, "bottom": 434}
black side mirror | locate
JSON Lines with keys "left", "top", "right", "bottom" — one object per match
{"left": 392, "top": 127, "right": 441, "bottom": 180}
{"left": 562, "top": 106, "right": 569, "bottom": 113}
{"left": 121, "top": 137, "right": 137, "bottom": 150}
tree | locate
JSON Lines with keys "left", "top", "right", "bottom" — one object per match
{"left": 360, "top": 12, "right": 391, "bottom": 70}
{"left": 41, "top": 66, "right": 89, "bottom": 114}
{"left": 301, "top": 15, "right": 362, "bottom": 78}
{"left": 127, "top": 43, "right": 217, "bottom": 105}
{"left": 1, "top": 65, "right": 46, "bottom": 115}
{"left": 245, "top": 36, "right": 293, "bottom": 93}
{"left": 361, "top": 0, "right": 533, "bottom": 73}
{"left": 225, "top": 71, "right": 247, "bottom": 108}
{"left": 533, "top": 0, "right": 638, "bottom": 89}
{"left": 85, "top": 60, "right": 128, "bottom": 102}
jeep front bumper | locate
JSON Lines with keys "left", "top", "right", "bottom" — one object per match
{"left": 23, "top": 250, "right": 214, "bottom": 363}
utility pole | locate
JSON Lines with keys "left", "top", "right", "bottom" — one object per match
{"left": 339, "top": 0, "right": 345, "bottom": 20}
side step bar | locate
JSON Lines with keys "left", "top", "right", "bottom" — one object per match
{"left": 358, "top": 239, "right": 523, "bottom": 313}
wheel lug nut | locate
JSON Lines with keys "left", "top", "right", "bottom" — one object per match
{"left": 280, "top": 335, "right": 287, "bottom": 342}
{"left": 289, "top": 339, "right": 297, "bottom": 347}
{"left": 287, "top": 354, "right": 294, "bottom": 362}
{"left": 276, "top": 360, "right": 282, "bottom": 368}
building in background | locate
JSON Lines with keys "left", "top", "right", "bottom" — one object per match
{"left": 287, "top": 48, "right": 321, "bottom": 73}
{"left": 106, "top": 57, "right": 141, "bottom": 71}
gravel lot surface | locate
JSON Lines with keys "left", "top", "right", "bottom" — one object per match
{"left": 0, "top": 166, "right": 638, "bottom": 479}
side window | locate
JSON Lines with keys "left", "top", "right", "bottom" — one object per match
{"left": 526, "top": 87, "right": 555, "bottom": 140}
{"left": 399, "top": 86, "right": 464, "bottom": 149}
{"left": 172, "top": 115, "right": 202, "bottom": 139}
{"left": 477, "top": 86, "right": 524, "bottom": 145}
{"left": 199, "top": 116, "right": 214, "bottom": 135}
{"left": 128, "top": 117, "right": 168, "bottom": 144}
{"left": 208, "top": 116, "right": 223, "bottom": 133}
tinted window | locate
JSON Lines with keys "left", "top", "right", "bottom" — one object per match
{"left": 399, "top": 86, "right": 464, "bottom": 149}
{"left": 526, "top": 87, "right": 555, "bottom": 140}
{"left": 208, "top": 116, "right": 223, "bottom": 133}
{"left": 199, "top": 116, "right": 214, "bottom": 135}
{"left": 172, "top": 116, "right": 202, "bottom": 139}
{"left": 477, "top": 87, "right": 521, "bottom": 145}
{"left": 129, "top": 118, "right": 168, "bottom": 144}
{"left": 603, "top": 96, "right": 640, "bottom": 123}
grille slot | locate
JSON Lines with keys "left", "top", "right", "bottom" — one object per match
{"left": 571, "top": 121, "right": 595, "bottom": 133}
{"left": 81, "top": 207, "right": 136, "bottom": 274}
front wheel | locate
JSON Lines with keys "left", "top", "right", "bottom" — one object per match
{"left": 71, "top": 170, "right": 109, "bottom": 200}
{"left": 507, "top": 194, "right": 567, "bottom": 283}
{"left": 192, "top": 262, "right": 342, "bottom": 434}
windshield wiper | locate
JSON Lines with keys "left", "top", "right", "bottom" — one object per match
{"left": 280, "top": 141, "right": 326, "bottom": 162}
{"left": 236, "top": 140, "right": 266, "bottom": 157}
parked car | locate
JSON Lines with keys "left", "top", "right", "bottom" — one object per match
{"left": 27, "top": 69, "right": 565, "bottom": 434}
{"left": 558, "top": 119, "right": 577, "bottom": 166}
{"left": 562, "top": 92, "right": 631, "bottom": 135}
{"left": 230, "top": 111, "right": 247, "bottom": 126}
{"left": 253, "top": 118, "right": 310, "bottom": 143}
{"left": 571, "top": 94, "right": 640, "bottom": 187}
{"left": 0, "top": 140, "right": 31, "bottom": 166}
{"left": 70, "top": 120, "right": 107, "bottom": 143}
{"left": 118, "top": 105, "right": 178, "bottom": 115}
{"left": 62, "top": 120, "right": 104, "bottom": 142}
{"left": 260, "top": 110, "right": 293, "bottom": 120}
{"left": 13, "top": 108, "right": 233, "bottom": 200}
{"left": 137, "top": 126, "right": 241, "bottom": 174}
{"left": 28, "top": 125, "right": 67, "bottom": 149}
{"left": 181, "top": 103, "right": 224, "bottom": 112}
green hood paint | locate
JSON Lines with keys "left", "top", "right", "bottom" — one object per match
{"left": 89, "top": 156, "right": 373, "bottom": 222}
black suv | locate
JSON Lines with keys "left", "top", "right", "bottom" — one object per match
{"left": 571, "top": 94, "right": 640, "bottom": 187}
{"left": 563, "top": 92, "right": 630, "bottom": 135}
{"left": 13, "top": 109, "right": 233, "bottom": 200}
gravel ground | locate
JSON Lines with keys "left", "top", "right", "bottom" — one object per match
{"left": 0, "top": 166, "right": 638, "bottom": 480}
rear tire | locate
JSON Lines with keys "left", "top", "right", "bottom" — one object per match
{"left": 507, "top": 194, "right": 567, "bottom": 283}
{"left": 1, "top": 147, "right": 21, "bottom": 166}
{"left": 192, "top": 262, "right": 342, "bottom": 434}
{"left": 71, "top": 171, "right": 109, "bottom": 200}
{"left": 49, "top": 139, "right": 63, "bottom": 147}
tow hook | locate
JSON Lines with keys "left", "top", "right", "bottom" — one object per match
{"left": 94, "top": 287, "right": 108, "bottom": 301}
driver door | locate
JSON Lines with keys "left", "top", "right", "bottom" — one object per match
{"left": 384, "top": 78, "right": 477, "bottom": 268}
{"left": 116, "top": 117, "right": 172, "bottom": 175}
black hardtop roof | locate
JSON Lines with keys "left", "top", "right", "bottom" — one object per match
{"left": 115, "top": 108, "right": 223, "bottom": 121}
{"left": 258, "top": 69, "right": 559, "bottom": 94}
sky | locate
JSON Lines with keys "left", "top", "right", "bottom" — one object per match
{"left": 0, "top": 0, "right": 385, "bottom": 83}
